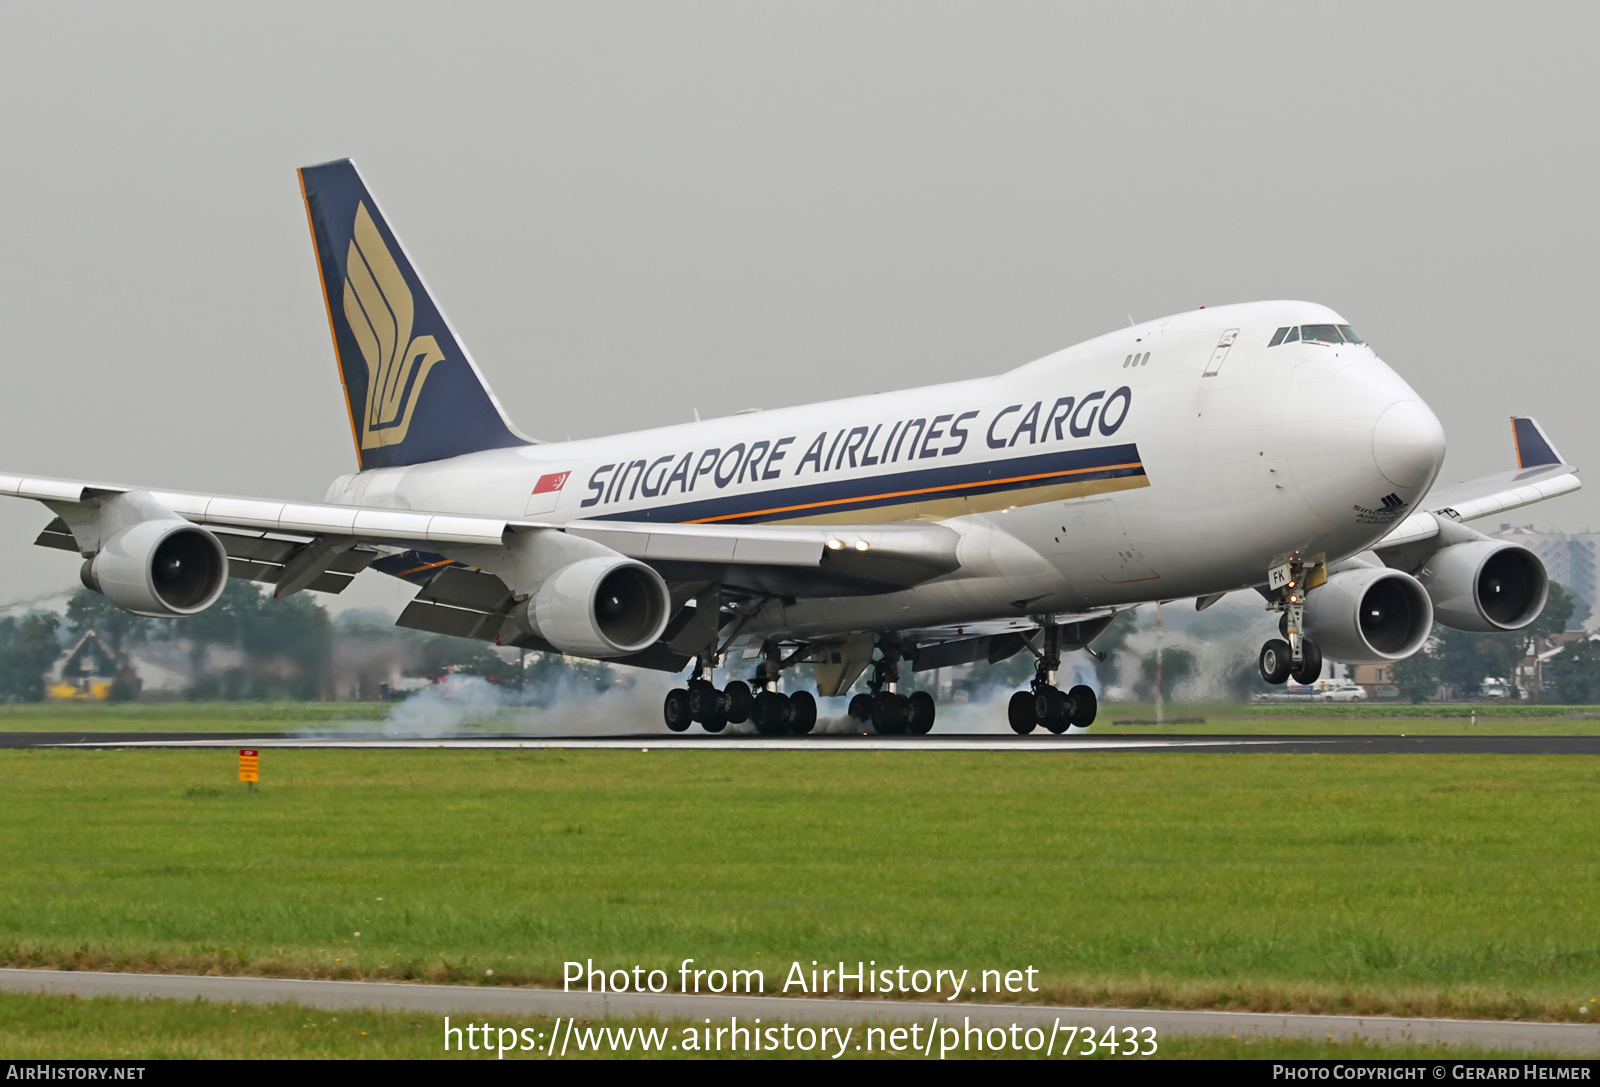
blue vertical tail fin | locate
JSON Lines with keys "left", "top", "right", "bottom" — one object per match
{"left": 299, "top": 158, "right": 532, "bottom": 470}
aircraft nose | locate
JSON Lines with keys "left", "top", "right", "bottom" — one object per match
{"left": 1371, "top": 399, "right": 1446, "bottom": 490}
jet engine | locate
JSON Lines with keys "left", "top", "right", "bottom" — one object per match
{"left": 81, "top": 519, "right": 229, "bottom": 617}
{"left": 1303, "top": 565, "right": 1433, "bottom": 663}
{"left": 1416, "top": 540, "right": 1548, "bottom": 633}
{"left": 518, "top": 556, "right": 671, "bottom": 658}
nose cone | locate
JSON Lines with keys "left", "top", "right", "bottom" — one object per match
{"left": 1372, "top": 400, "right": 1446, "bottom": 490}
{"left": 1282, "top": 353, "right": 1446, "bottom": 529}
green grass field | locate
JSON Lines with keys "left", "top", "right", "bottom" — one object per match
{"left": 0, "top": 701, "right": 389, "bottom": 732}
{"left": 3, "top": 745, "right": 1598, "bottom": 1032}
{"left": 1105, "top": 701, "right": 1600, "bottom": 735}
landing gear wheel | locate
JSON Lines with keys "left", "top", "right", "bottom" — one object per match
{"left": 871, "top": 691, "right": 908, "bottom": 735}
{"left": 1008, "top": 690, "right": 1038, "bottom": 735}
{"left": 848, "top": 693, "right": 873, "bottom": 724}
{"left": 1289, "top": 639, "right": 1323, "bottom": 685}
{"left": 723, "top": 680, "right": 753, "bottom": 724}
{"left": 663, "top": 688, "right": 692, "bottom": 732}
{"left": 752, "top": 691, "right": 790, "bottom": 735}
{"left": 1259, "top": 638, "right": 1293, "bottom": 685}
{"left": 701, "top": 710, "right": 727, "bottom": 734}
{"left": 687, "top": 680, "right": 720, "bottom": 723}
{"left": 1067, "top": 684, "right": 1098, "bottom": 729}
{"left": 906, "top": 690, "right": 935, "bottom": 734}
{"left": 789, "top": 690, "right": 817, "bottom": 735}
{"left": 1036, "top": 685, "right": 1070, "bottom": 734}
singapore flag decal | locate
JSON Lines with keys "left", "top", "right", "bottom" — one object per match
{"left": 533, "top": 472, "right": 570, "bottom": 494}
{"left": 525, "top": 471, "right": 570, "bottom": 515}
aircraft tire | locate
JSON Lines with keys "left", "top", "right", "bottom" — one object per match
{"left": 1289, "top": 639, "right": 1323, "bottom": 685}
{"left": 848, "top": 693, "right": 873, "bottom": 724}
{"left": 906, "top": 690, "right": 935, "bottom": 734}
{"left": 789, "top": 690, "right": 817, "bottom": 735}
{"left": 1037, "top": 686, "right": 1070, "bottom": 734}
{"left": 723, "top": 680, "right": 753, "bottom": 724}
{"left": 701, "top": 710, "right": 727, "bottom": 734}
{"left": 752, "top": 691, "right": 788, "bottom": 735}
{"left": 687, "top": 679, "right": 719, "bottom": 723}
{"left": 1067, "top": 684, "right": 1097, "bottom": 729}
{"left": 1259, "top": 639, "right": 1293, "bottom": 685}
{"left": 871, "top": 691, "right": 907, "bottom": 735}
{"left": 1008, "top": 690, "right": 1037, "bottom": 734}
{"left": 663, "top": 688, "right": 692, "bottom": 732}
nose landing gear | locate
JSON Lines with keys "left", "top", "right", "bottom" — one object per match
{"left": 1258, "top": 557, "right": 1325, "bottom": 686}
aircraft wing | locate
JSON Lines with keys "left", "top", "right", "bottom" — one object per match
{"left": 1373, "top": 417, "right": 1580, "bottom": 550}
{"left": 8, "top": 472, "right": 962, "bottom": 602}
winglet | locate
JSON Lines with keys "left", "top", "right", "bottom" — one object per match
{"left": 1511, "top": 417, "right": 1564, "bottom": 469}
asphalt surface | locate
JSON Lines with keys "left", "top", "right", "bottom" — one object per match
{"left": 5, "top": 732, "right": 1600, "bottom": 753}
{"left": 2, "top": 969, "right": 1596, "bottom": 1054}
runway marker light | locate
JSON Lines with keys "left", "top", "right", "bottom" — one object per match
{"left": 239, "top": 749, "right": 259, "bottom": 793}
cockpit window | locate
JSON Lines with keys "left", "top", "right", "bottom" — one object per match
{"left": 1269, "top": 323, "right": 1365, "bottom": 347}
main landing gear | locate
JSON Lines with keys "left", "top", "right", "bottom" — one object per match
{"left": 1007, "top": 621, "right": 1098, "bottom": 735}
{"left": 662, "top": 644, "right": 817, "bottom": 735}
{"left": 844, "top": 641, "right": 936, "bottom": 735}
{"left": 1257, "top": 556, "right": 1324, "bottom": 686}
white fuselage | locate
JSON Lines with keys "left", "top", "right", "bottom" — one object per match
{"left": 325, "top": 301, "right": 1447, "bottom": 639}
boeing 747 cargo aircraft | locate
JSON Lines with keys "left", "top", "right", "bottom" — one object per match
{"left": 2, "top": 161, "right": 1579, "bottom": 734}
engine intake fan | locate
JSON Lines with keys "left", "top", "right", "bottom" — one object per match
{"left": 1303, "top": 565, "right": 1433, "bottom": 663}
{"left": 82, "top": 519, "right": 229, "bottom": 617}
{"left": 1418, "top": 540, "right": 1548, "bottom": 633}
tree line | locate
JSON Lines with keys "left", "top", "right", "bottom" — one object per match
{"left": 0, "top": 582, "right": 598, "bottom": 703}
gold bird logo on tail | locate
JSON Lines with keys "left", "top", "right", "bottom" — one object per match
{"left": 341, "top": 202, "right": 445, "bottom": 449}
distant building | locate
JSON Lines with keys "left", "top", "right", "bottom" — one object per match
{"left": 1487, "top": 524, "right": 1599, "bottom": 625}
{"left": 46, "top": 633, "right": 218, "bottom": 701}
{"left": 1351, "top": 663, "right": 1398, "bottom": 700}
{"left": 46, "top": 631, "right": 122, "bottom": 701}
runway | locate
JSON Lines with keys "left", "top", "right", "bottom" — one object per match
{"left": 6, "top": 732, "right": 1600, "bottom": 754}
{"left": 2, "top": 968, "right": 1596, "bottom": 1054}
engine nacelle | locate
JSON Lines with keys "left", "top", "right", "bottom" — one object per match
{"left": 81, "top": 519, "right": 229, "bottom": 618}
{"left": 1417, "top": 540, "right": 1548, "bottom": 633}
{"left": 519, "top": 556, "right": 671, "bottom": 658}
{"left": 1303, "top": 566, "right": 1434, "bottom": 664}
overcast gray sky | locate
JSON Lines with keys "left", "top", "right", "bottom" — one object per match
{"left": 1, "top": 2, "right": 1594, "bottom": 616}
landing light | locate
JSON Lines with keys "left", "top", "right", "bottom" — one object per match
{"left": 826, "top": 539, "right": 844, "bottom": 550}
{"left": 854, "top": 540, "right": 871, "bottom": 552}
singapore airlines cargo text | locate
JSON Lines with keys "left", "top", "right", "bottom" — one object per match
{"left": 565, "top": 959, "right": 1041, "bottom": 999}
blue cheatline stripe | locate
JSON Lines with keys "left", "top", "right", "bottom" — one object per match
{"left": 589, "top": 443, "right": 1145, "bottom": 525}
